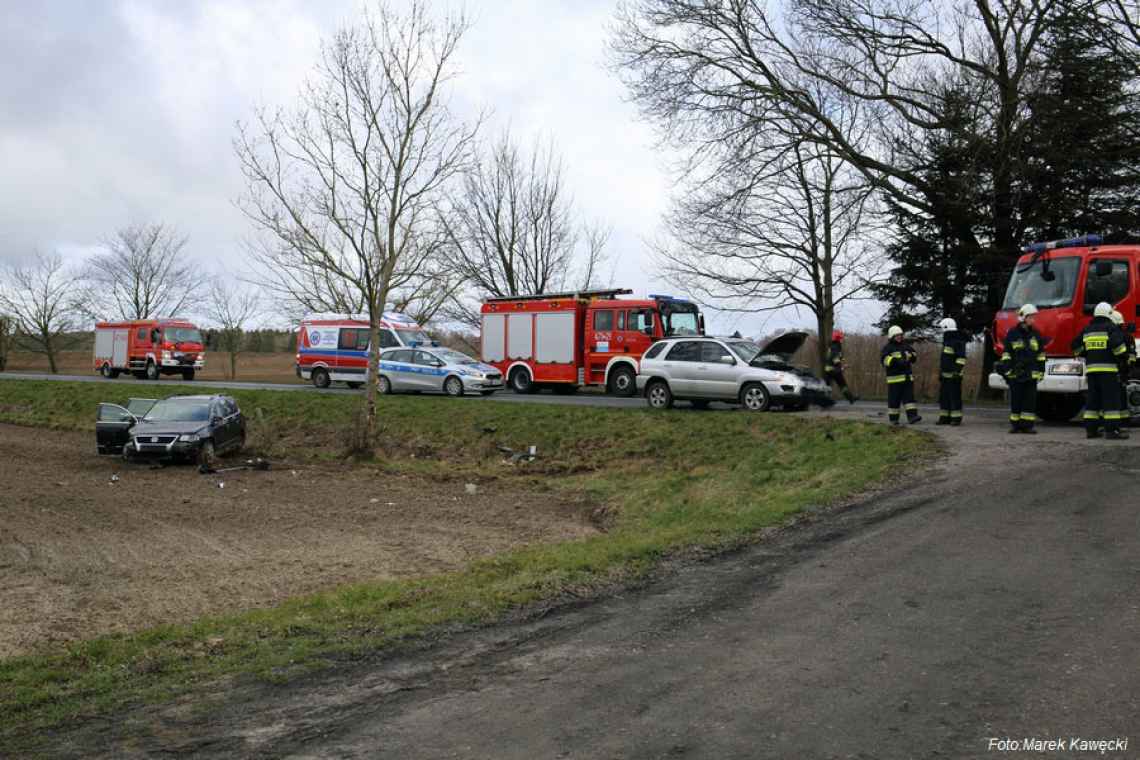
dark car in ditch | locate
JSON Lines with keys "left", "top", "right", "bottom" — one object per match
{"left": 96, "top": 395, "right": 246, "bottom": 466}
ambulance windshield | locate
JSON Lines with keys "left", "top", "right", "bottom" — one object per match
{"left": 1002, "top": 256, "right": 1079, "bottom": 310}
{"left": 396, "top": 328, "right": 432, "bottom": 345}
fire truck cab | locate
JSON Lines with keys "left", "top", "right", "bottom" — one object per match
{"left": 990, "top": 235, "right": 1140, "bottom": 421}
{"left": 295, "top": 312, "right": 434, "bottom": 389}
{"left": 479, "top": 289, "right": 704, "bottom": 396}
{"left": 94, "top": 318, "right": 205, "bottom": 381}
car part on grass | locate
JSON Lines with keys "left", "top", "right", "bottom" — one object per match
{"left": 198, "top": 457, "right": 272, "bottom": 475}
{"left": 497, "top": 444, "right": 538, "bottom": 463}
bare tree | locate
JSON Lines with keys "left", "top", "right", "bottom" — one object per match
{"left": 0, "top": 313, "right": 12, "bottom": 372}
{"left": 78, "top": 222, "right": 204, "bottom": 320}
{"left": 204, "top": 276, "right": 261, "bottom": 379}
{"left": 658, "top": 128, "right": 883, "bottom": 369}
{"left": 441, "top": 132, "right": 610, "bottom": 325}
{"left": 235, "top": 0, "right": 480, "bottom": 439}
{"left": 0, "top": 253, "right": 79, "bottom": 373}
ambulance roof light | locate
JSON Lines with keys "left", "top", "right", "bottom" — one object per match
{"left": 1021, "top": 234, "right": 1103, "bottom": 254}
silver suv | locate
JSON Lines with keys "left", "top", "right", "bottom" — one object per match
{"left": 636, "top": 332, "right": 832, "bottom": 411}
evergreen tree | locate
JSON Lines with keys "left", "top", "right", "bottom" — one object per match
{"left": 1019, "top": 11, "right": 1140, "bottom": 242}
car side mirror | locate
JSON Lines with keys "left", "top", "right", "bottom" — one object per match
{"left": 719, "top": 355, "right": 736, "bottom": 365}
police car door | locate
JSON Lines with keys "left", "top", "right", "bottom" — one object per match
{"left": 412, "top": 350, "right": 445, "bottom": 392}
{"left": 385, "top": 349, "right": 416, "bottom": 391}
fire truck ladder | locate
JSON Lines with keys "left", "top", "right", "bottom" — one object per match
{"left": 484, "top": 288, "right": 633, "bottom": 303}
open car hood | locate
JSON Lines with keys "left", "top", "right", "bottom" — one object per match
{"left": 757, "top": 330, "right": 808, "bottom": 359}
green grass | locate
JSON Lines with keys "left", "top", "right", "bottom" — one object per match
{"left": 0, "top": 379, "right": 934, "bottom": 744}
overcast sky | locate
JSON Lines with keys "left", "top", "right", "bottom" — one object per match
{"left": 0, "top": 0, "right": 881, "bottom": 335}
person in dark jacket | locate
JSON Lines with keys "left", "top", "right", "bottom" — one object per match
{"left": 881, "top": 325, "right": 920, "bottom": 425}
{"left": 823, "top": 330, "right": 858, "bottom": 404}
{"left": 1110, "top": 310, "right": 1137, "bottom": 410}
{"left": 936, "top": 317, "right": 968, "bottom": 425}
{"left": 997, "top": 304, "right": 1046, "bottom": 434}
{"left": 1073, "top": 302, "right": 1130, "bottom": 439}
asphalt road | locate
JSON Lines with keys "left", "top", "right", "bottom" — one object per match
{"left": 0, "top": 370, "right": 1010, "bottom": 417}
{"left": 38, "top": 405, "right": 1138, "bottom": 758}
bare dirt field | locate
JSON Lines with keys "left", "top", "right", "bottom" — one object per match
{"left": 0, "top": 424, "right": 596, "bottom": 658}
{"left": 5, "top": 350, "right": 300, "bottom": 384}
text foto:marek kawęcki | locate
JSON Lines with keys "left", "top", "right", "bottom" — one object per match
{"left": 987, "top": 737, "right": 1129, "bottom": 753}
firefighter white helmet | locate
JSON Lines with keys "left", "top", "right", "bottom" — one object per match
{"left": 1110, "top": 309, "right": 1124, "bottom": 325}
{"left": 1018, "top": 304, "right": 1038, "bottom": 320}
{"left": 938, "top": 317, "right": 957, "bottom": 331}
{"left": 1094, "top": 301, "right": 1114, "bottom": 319}
{"left": 888, "top": 325, "right": 904, "bottom": 338}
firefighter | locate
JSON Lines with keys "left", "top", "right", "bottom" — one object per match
{"left": 881, "top": 325, "right": 920, "bottom": 425}
{"left": 1110, "top": 309, "right": 1137, "bottom": 391}
{"left": 997, "top": 304, "right": 1046, "bottom": 434}
{"left": 1073, "top": 302, "right": 1130, "bottom": 439}
{"left": 936, "top": 317, "right": 968, "bottom": 426}
{"left": 824, "top": 330, "right": 858, "bottom": 404}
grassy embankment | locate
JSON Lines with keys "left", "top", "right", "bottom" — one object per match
{"left": 0, "top": 379, "right": 934, "bottom": 742}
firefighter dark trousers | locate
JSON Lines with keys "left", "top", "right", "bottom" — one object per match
{"left": 1008, "top": 381, "right": 1038, "bottom": 430}
{"left": 825, "top": 369, "right": 855, "bottom": 402}
{"left": 1085, "top": 373, "right": 1124, "bottom": 433}
{"left": 887, "top": 380, "right": 919, "bottom": 424}
{"left": 938, "top": 377, "right": 963, "bottom": 423}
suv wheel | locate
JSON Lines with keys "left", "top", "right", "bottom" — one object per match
{"left": 311, "top": 367, "right": 331, "bottom": 389}
{"left": 197, "top": 439, "right": 216, "bottom": 470}
{"left": 646, "top": 380, "right": 673, "bottom": 410}
{"left": 741, "top": 383, "right": 771, "bottom": 412}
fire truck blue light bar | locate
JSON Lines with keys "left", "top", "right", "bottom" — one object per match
{"left": 1022, "top": 234, "right": 1103, "bottom": 254}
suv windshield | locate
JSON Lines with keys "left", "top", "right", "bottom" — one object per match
{"left": 143, "top": 399, "right": 211, "bottom": 423}
{"left": 1002, "top": 256, "right": 1080, "bottom": 310}
{"left": 164, "top": 327, "right": 203, "bottom": 344}
{"left": 727, "top": 341, "right": 762, "bottom": 363}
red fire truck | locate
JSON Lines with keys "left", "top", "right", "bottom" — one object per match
{"left": 990, "top": 235, "right": 1140, "bottom": 421}
{"left": 479, "top": 289, "right": 704, "bottom": 395}
{"left": 93, "top": 318, "right": 205, "bottom": 381}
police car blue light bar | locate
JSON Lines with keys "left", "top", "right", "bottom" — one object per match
{"left": 1022, "top": 234, "right": 1103, "bottom": 254}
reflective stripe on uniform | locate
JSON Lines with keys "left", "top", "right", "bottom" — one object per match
{"left": 1009, "top": 414, "right": 1021, "bottom": 421}
{"left": 905, "top": 403, "right": 918, "bottom": 411}
{"left": 956, "top": 358, "right": 967, "bottom": 365}
{"left": 1113, "top": 344, "right": 1128, "bottom": 355}
{"left": 886, "top": 375, "right": 908, "bottom": 384}
{"left": 950, "top": 411, "right": 963, "bottom": 418}
{"left": 1021, "top": 413, "right": 1037, "bottom": 421}
{"left": 1010, "top": 341, "right": 1025, "bottom": 349}
{"left": 1086, "top": 363, "right": 1119, "bottom": 373}
{"left": 943, "top": 346, "right": 955, "bottom": 354}
{"left": 1083, "top": 411, "right": 1103, "bottom": 419}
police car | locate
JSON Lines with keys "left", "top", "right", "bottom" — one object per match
{"left": 377, "top": 346, "right": 503, "bottom": 396}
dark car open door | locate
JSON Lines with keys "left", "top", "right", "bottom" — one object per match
{"left": 96, "top": 403, "right": 136, "bottom": 454}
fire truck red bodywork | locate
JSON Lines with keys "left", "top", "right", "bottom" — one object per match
{"left": 479, "top": 289, "right": 703, "bottom": 395}
{"left": 93, "top": 319, "right": 205, "bottom": 380}
{"left": 991, "top": 238, "right": 1140, "bottom": 420}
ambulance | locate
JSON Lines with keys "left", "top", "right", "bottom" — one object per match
{"left": 295, "top": 312, "right": 434, "bottom": 388}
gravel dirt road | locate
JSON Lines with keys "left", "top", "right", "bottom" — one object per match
{"left": 23, "top": 413, "right": 1140, "bottom": 759}
{"left": 0, "top": 424, "right": 595, "bottom": 658}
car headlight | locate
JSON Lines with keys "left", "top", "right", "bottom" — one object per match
{"left": 178, "top": 433, "right": 200, "bottom": 442}
{"left": 1048, "top": 361, "right": 1083, "bottom": 376}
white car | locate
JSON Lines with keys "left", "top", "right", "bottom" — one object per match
{"left": 635, "top": 332, "right": 833, "bottom": 411}
{"left": 377, "top": 346, "right": 503, "bottom": 396}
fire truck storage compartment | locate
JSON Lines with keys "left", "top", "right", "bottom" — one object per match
{"left": 507, "top": 313, "right": 532, "bottom": 359}
{"left": 536, "top": 312, "right": 575, "bottom": 363}
{"left": 482, "top": 314, "right": 505, "bottom": 362}
{"left": 95, "top": 328, "right": 130, "bottom": 367}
